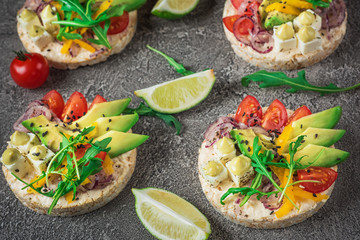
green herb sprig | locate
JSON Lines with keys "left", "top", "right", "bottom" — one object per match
{"left": 305, "top": 0, "right": 333, "bottom": 8}
{"left": 220, "top": 135, "right": 319, "bottom": 208}
{"left": 242, "top": 70, "right": 360, "bottom": 96}
{"left": 124, "top": 102, "right": 182, "bottom": 135}
{"left": 11, "top": 127, "right": 111, "bottom": 214}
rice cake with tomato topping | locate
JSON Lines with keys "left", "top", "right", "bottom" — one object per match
{"left": 223, "top": 0, "right": 347, "bottom": 70}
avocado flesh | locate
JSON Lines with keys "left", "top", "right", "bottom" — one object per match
{"left": 264, "top": 11, "right": 296, "bottom": 30}
{"left": 22, "top": 115, "right": 73, "bottom": 151}
{"left": 284, "top": 144, "right": 349, "bottom": 168}
{"left": 94, "top": 113, "right": 139, "bottom": 137}
{"left": 289, "top": 106, "right": 342, "bottom": 139}
{"left": 71, "top": 98, "right": 131, "bottom": 129}
{"left": 230, "top": 129, "right": 270, "bottom": 158}
{"left": 95, "top": 131, "right": 149, "bottom": 158}
{"left": 282, "top": 128, "right": 346, "bottom": 153}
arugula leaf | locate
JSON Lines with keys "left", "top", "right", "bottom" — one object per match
{"left": 124, "top": 102, "right": 182, "bottom": 135}
{"left": 242, "top": 70, "right": 360, "bottom": 96}
{"left": 305, "top": 0, "right": 332, "bottom": 8}
{"left": 146, "top": 45, "right": 195, "bottom": 76}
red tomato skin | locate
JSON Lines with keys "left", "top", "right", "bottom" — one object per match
{"left": 231, "top": 0, "right": 245, "bottom": 9}
{"left": 75, "top": 144, "right": 107, "bottom": 166}
{"left": 286, "top": 105, "right": 312, "bottom": 126}
{"left": 235, "top": 95, "right": 262, "bottom": 126}
{"left": 233, "top": 16, "right": 255, "bottom": 36}
{"left": 89, "top": 95, "right": 107, "bottom": 110}
{"left": 100, "top": 11, "right": 129, "bottom": 35}
{"left": 223, "top": 15, "right": 242, "bottom": 33}
{"left": 298, "top": 167, "right": 338, "bottom": 194}
{"left": 61, "top": 91, "right": 88, "bottom": 123}
{"left": 42, "top": 90, "right": 64, "bottom": 118}
{"left": 261, "top": 99, "right": 288, "bottom": 132}
{"left": 10, "top": 53, "right": 49, "bottom": 89}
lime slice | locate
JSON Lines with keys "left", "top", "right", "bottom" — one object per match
{"left": 151, "top": 0, "right": 199, "bottom": 20}
{"left": 132, "top": 188, "right": 211, "bottom": 240}
{"left": 134, "top": 70, "right": 215, "bottom": 114}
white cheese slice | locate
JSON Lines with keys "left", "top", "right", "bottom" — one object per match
{"left": 17, "top": 9, "right": 41, "bottom": 32}
{"left": 226, "top": 155, "right": 254, "bottom": 187}
{"left": 200, "top": 160, "right": 228, "bottom": 187}
{"left": 296, "top": 32, "right": 323, "bottom": 55}
{"left": 40, "top": 5, "right": 59, "bottom": 34}
{"left": 293, "top": 9, "right": 322, "bottom": 32}
{"left": 213, "top": 139, "right": 236, "bottom": 163}
{"left": 27, "top": 145, "right": 55, "bottom": 174}
{"left": 28, "top": 25, "right": 53, "bottom": 50}
{"left": 1, "top": 151, "right": 32, "bottom": 178}
{"left": 273, "top": 22, "right": 297, "bottom": 52}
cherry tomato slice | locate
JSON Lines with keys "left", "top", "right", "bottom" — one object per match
{"left": 89, "top": 95, "right": 107, "bottom": 110}
{"left": 261, "top": 99, "right": 288, "bottom": 132}
{"left": 286, "top": 105, "right": 312, "bottom": 126}
{"left": 235, "top": 95, "right": 262, "bottom": 126}
{"left": 247, "top": 1, "right": 261, "bottom": 24}
{"left": 100, "top": 11, "right": 129, "bottom": 35}
{"left": 42, "top": 90, "right": 65, "bottom": 118}
{"left": 298, "top": 167, "right": 338, "bottom": 194}
{"left": 233, "top": 16, "right": 254, "bottom": 35}
{"left": 231, "top": 0, "right": 246, "bottom": 10}
{"left": 10, "top": 52, "right": 49, "bottom": 89}
{"left": 61, "top": 91, "right": 88, "bottom": 123}
{"left": 223, "top": 15, "right": 242, "bottom": 33}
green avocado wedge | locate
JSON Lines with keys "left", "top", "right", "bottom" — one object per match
{"left": 71, "top": 98, "right": 131, "bottom": 129}
{"left": 230, "top": 129, "right": 270, "bottom": 158}
{"left": 281, "top": 128, "right": 346, "bottom": 153}
{"left": 284, "top": 144, "right": 350, "bottom": 168}
{"left": 94, "top": 114, "right": 139, "bottom": 138}
{"left": 95, "top": 131, "right": 149, "bottom": 158}
{"left": 289, "top": 106, "right": 342, "bottom": 139}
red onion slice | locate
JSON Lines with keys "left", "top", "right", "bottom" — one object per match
{"left": 250, "top": 30, "right": 274, "bottom": 54}
{"left": 315, "top": 0, "right": 346, "bottom": 30}
{"left": 233, "top": 15, "right": 255, "bottom": 46}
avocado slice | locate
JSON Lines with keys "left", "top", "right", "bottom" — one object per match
{"left": 259, "top": 0, "right": 281, "bottom": 22}
{"left": 22, "top": 115, "right": 72, "bottom": 151}
{"left": 94, "top": 113, "right": 139, "bottom": 137}
{"left": 72, "top": 98, "right": 131, "bottom": 129}
{"left": 230, "top": 129, "right": 270, "bottom": 158}
{"left": 284, "top": 144, "right": 349, "bottom": 168}
{"left": 264, "top": 11, "right": 296, "bottom": 30}
{"left": 95, "top": 131, "right": 149, "bottom": 158}
{"left": 282, "top": 128, "right": 346, "bottom": 153}
{"left": 290, "top": 107, "right": 342, "bottom": 139}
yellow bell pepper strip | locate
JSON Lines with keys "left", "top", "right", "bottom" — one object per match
{"left": 61, "top": 39, "right": 73, "bottom": 54}
{"left": 93, "top": 0, "right": 114, "bottom": 19}
{"left": 73, "top": 40, "right": 97, "bottom": 53}
{"left": 285, "top": 0, "right": 313, "bottom": 9}
{"left": 276, "top": 189, "right": 297, "bottom": 218}
{"left": 293, "top": 186, "right": 328, "bottom": 202}
{"left": 266, "top": 3, "right": 301, "bottom": 16}
{"left": 275, "top": 124, "right": 293, "bottom": 155}
{"left": 27, "top": 175, "right": 47, "bottom": 193}
{"left": 102, "top": 154, "right": 114, "bottom": 175}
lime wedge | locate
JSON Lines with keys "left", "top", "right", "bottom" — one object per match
{"left": 132, "top": 188, "right": 211, "bottom": 240}
{"left": 151, "top": 0, "right": 199, "bottom": 20}
{"left": 134, "top": 70, "right": 215, "bottom": 114}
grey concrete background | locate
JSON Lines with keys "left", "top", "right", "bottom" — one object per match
{"left": 0, "top": 0, "right": 359, "bottom": 239}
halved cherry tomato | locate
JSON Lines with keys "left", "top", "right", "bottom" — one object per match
{"left": 261, "top": 99, "right": 288, "bottom": 132}
{"left": 42, "top": 90, "right": 64, "bottom": 118}
{"left": 100, "top": 11, "right": 129, "bottom": 35}
{"left": 247, "top": 1, "right": 261, "bottom": 24}
{"left": 233, "top": 16, "right": 255, "bottom": 35}
{"left": 235, "top": 95, "right": 262, "bottom": 126}
{"left": 223, "top": 15, "right": 242, "bottom": 33}
{"left": 286, "top": 105, "right": 312, "bottom": 126}
{"left": 75, "top": 144, "right": 107, "bottom": 166}
{"left": 61, "top": 91, "right": 88, "bottom": 123}
{"left": 231, "top": 0, "right": 246, "bottom": 10}
{"left": 89, "top": 95, "right": 107, "bottom": 110}
{"left": 298, "top": 167, "right": 338, "bottom": 194}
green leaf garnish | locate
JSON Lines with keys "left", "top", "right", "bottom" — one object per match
{"left": 124, "top": 102, "right": 182, "bottom": 135}
{"left": 305, "top": 0, "right": 332, "bottom": 8}
{"left": 242, "top": 70, "right": 360, "bottom": 96}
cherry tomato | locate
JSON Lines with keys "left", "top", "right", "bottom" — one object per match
{"left": 42, "top": 90, "right": 65, "bottom": 118}
{"left": 61, "top": 91, "right": 88, "bottom": 123}
{"left": 231, "top": 0, "right": 246, "bottom": 10}
{"left": 298, "top": 167, "right": 338, "bottom": 194}
{"left": 89, "top": 95, "right": 107, "bottom": 110}
{"left": 287, "top": 105, "right": 312, "bottom": 126}
{"left": 261, "top": 99, "right": 288, "bottom": 132}
{"left": 235, "top": 95, "right": 262, "bottom": 126}
{"left": 233, "top": 16, "right": 254, "bottom": 35}
{"left": 247, "top": 1, "right": 261, "bottom": 24}
{"left": 100, "top": 11, "right": 129, "bottom": 35}
{"left": 223, "top": 15, "right": 242, "bottom": 33}
{"left": 10, "top": 52, "right": 49, "bottom": 89}
{"left": 75, "top": 144, "right": 107, "bottom": 166}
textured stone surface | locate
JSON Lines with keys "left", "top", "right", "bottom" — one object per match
{"left": 0, "top": 0, "right": 359, "bottom": 239}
